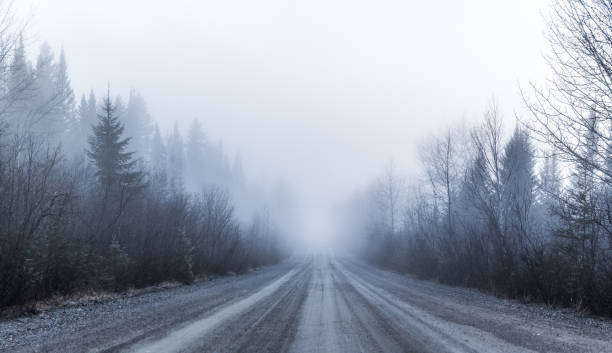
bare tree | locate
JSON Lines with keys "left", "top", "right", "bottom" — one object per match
{"left": 523, "top": 0, "right": 612, "bottom": 182}
{"left": 420, "top": 125, "right": 469, "bottom": 236}
{"left": 469, "top": 103, "right": 505, "bottom": 237}
{"left": 373, "top": 161, "right": 405, "bottom": 236}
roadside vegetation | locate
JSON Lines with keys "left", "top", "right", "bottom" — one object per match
{"left": 0, "top": 3, "right": 285, "bottom": 309}
{"left": 346, "top": 0, "right": 612, "bottom": 316}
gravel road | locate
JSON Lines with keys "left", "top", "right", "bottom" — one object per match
{"left": 2, "top": 254, "right": 612, "bottom": 352}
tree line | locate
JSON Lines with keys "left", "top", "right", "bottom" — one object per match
{"left": 0, "top": 6, "right": 284, "bottom": 308}
{"left": 346, "top": 0, "right": 612, "bottom": 316}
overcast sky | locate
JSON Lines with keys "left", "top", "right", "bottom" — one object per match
{"left": 18, "top": 0, "right": 550, "bottom": 245}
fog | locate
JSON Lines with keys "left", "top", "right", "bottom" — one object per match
{"left": 5, "top": 0, "right": 612, "bottom": 343}
{"left": 18, "top": 0, "right": 548, "bottom": 249}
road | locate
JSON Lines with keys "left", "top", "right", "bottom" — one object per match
{"left": 2, "top": 254, "right": 612, "bottom": 353}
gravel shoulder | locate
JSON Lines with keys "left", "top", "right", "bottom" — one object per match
{"left": 340, "top": 257, "right": 612, "bottom": 353}
{"left": 0, "top": 259, "right": 299, "bottom": 353}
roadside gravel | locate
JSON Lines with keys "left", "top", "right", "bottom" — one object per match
{"left": 342, "top": 258, "right": 612, "bottom": 353}
{"left": 0, "top": 261, "right": 296, "bottom": 352}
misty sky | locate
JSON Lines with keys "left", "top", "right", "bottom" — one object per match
{"left": 18, "top": 0, "right": 549, "bottom": 245}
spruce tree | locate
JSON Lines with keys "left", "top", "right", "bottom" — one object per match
{"left": 167, "top": 121, "right": 184, "bottom": 189}
{"left": 6, "top": 35, "right": 32, "bottom": 125}
{"left": 150, "top": 123, "right": 166, "bottom": 170}
{"left": 55, "top": 49, "right": 77, "bottom": 151}
{"left": 555, "top": 112, "right": 601, "bottom": 305}
{"left": 8, "top": 35, "right": 29, "bottom": 95}
{"left": 54, "top": 49, "right": 75, "bottom": 120}
{"left": 33, "top": 43, "right": 58, "bottom": 134}
{"left": 231, "top": 152, "right": 246, "bottom": 187}
{"left": 87, "top": 90, "right": 97, "bottom": 119}
{"left": 501, "top": 127, "right": 535, "bottom": 246}
{"left": 76, "top": 91, "right": 98, "bottom": 152}
{"left": 123, "top": 89, "right": 152, "bottom": 157}
{"left": 87, "top": 92, "right": 142, "bottom": 192}
{"left": 77, "top": 94, "right": 88, "bottom": 141}
{"left": 185, "top": 119, "right": 207, "bottom": 189}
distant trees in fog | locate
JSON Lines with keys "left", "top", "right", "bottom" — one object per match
{"left": 350, "top": 0, "right": 612, "bottom": 316}
{"left": 0, "top": 3, "right": 284, "bottom": 308}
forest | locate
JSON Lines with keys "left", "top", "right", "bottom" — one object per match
{"left": 2, "top": 0, "right": 612, "bottom": 322}
{"left": 4, "top": 1, "right": 612, "bottom": 352}
{"left": 0, "top": 8, "right": 285, "bottom": 308}
{"left": 343, "top": 0, "right": 612, "bottom": 316}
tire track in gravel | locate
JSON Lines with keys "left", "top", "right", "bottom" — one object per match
{"left": 128, "top": 263, "right": 307, "bottom": 353}
{"left": 342, "top": 258, "right": 612, "bottom": 353}
{"left": 289, "top": 254, "right": 394, "bottom": 353}
{"left": 336, "top": 257, "right": 538, "bottom": 353}
{"left": 188, "top": 260, "right": 312, "bottom": 353}
{"left": 291, "top": 255, "right": 436, "bottom": 353}
{"left": 4, "top": 254, "right": 612, "bottom": 353}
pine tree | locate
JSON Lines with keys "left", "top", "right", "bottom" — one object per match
{"left": 87, "top": 90, "right": 97, "bottom": 118}
{"left": 205, "top": 141, "right": 232, "bottom": 187}
{"left": 231, "top": 152, "right": 246, "bottom": 187}
{"left": 150, "top": 123, "right": 166, "bottom": 170}
{"left": 76, "top": 91, "right": 98, "bottom": 152}
{"left": 87, "top": 92, "right": 142, "bottom": 192}
{"left": 123, "top": 89, "right": 152, "bottom": 157}
{"left": 6, "top": 35, "right": 32, "bottom": 125}
{"left": 55, "top": 48, "right": 77, "bottom": 151}
{"left": 540, "top": 151, "right": 561, "bottom": 205}
{"left": 555, "top": 112, "right": 601, "bottom": 304}
{"left": 33, "top": 42, "right": 59, "bottom": 135}
{"left": 54, "top": 49, "right": 75, "bottom": 120}
{"left": 185, "top": 119, "right": 207, "bottom": 189}
{"left": 501, "top": 127, "right": 535, "bottom": 247}
{"left": 113, "top": 96, "right": 126, "bottom": 117}
{"left": 8, "top": 35, "right": 29, "bottom": 94}
{"left": 537, "top": 150, "right": 562, "bottom": 242}
{"left": 77, "top": 94, "right": 89, "bottom": 147}
{"left": 167, "top": 121, "right": 184, "bottom": 190}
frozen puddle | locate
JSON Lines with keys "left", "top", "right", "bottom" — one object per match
{"left": 131, "top": 269, "right": 298, "bottom": 353}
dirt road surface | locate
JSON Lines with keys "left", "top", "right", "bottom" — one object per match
{"left": 2, "top": 254, "right": 612, "bottom": 352}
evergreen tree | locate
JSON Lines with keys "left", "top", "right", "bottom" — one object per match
{"left": 113, "top": 95, "right": 126, "bottom": 118}
{"left": 540, "top": 151, "right": 561, "bottom": 203}
{"left": 6, "top": 35, "right": 32, "bottom": 125}
{"left": 185, "top": 119, "right": 207, "bottom": 189}
{"left": 54, "top": 49, "right": 75, "bottom": 120}
{"left": 87, "top": 90, "right": 97, "bottom": 118}
{"left": 555, "top": 112, "right": 602, "bottom": 304}
{"left": 204, "top": 141, "right": 232, "bottom": 187}
{"left": 54, "top": 48, "right": 77, "bottom": 151}
{"left": 8, "top": 35, "right": 28, "bottom": 92}
{"left": 32, "top": 42, "right": 59, "bottom": 135}
{"left": 501, "top": 127, "right": 536, "bottom": 247}
{"left": 123, "top": 89, "right": 152, "bottom": 157}
{"left": 76, "top": 94, "right": 89, "bottom": 148}
{"left": 87, "top": 92, "right": 142, "bottom": 192}
{"left": 150, "top": 123, "right": 166, "bottom": 170}
{"left": 537, "top": 150, "right": 562, "bottom": 242}
{"left": 167, "top": 121, "right": 184, "bottom": 189}
{"left": 76, "top": 91, "right": 97, "bottom": 152}
{"left": 231, "top": 152, "right": 246, "bottom": 187}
